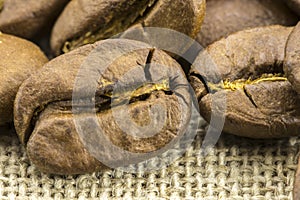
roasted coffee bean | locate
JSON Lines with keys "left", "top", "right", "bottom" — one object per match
{"left": 284, "top": 21, "right": 300, "bottom": 95}
{"left": 14, "top": 39, "right": 191, "bottom": 174}
{"left": 50, "top": 0, "right": 206, "bottom": 55}
{"left": 0, "top": 0, "right": 69, "bottom": 39}
{"left": 288, "top": 22, "right": 300, "bottom": 200}
{"left": 0, "top": 33, "right": 48, "bottom": 125}
{"left": 190, "top": 25, "right": 300, "bottom": 138}
{"left": 285, "top": 0, "right": 300, "bottom": 15}
{"left": 197, "top": 0, "right": 298, "bottom": 47}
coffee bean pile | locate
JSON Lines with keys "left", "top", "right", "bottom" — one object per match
{"left": 0, "top": 0, "right": 299, "bottom": 198}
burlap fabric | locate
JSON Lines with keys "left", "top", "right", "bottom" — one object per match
{"left": 0, "top": 121, "right": 299, "bottom": 200}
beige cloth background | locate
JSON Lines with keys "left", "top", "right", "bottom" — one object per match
{"left": 0, "top": 122, "right": 299, "bottom": 200}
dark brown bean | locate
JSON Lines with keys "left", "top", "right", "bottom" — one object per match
{"left": 285, "top": 21, "right": 300, "bottom": 95}
{"left": 287, "top": 22, "right": 300, "bottom": 200}
{"left": 0, "top": 33, "right": 48, "bottom": 125}
{"left": 0, "top": 0, "right": 69, "bottom": 39}
{"left": 197, "top": 0, "right": 298, "bottom": 47}
{"left": 14, "top": 39, "right": 191, "bottom": 174}
{"left": 190, "top": 25, "right": 300, "bottom": 138}
{"left": 50, "top": 0, "right": 206, "bottom": 55}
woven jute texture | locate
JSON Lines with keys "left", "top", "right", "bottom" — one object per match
{"left": 0, "top": 122, "right": 299, "bottom": 200}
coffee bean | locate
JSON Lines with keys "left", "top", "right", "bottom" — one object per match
{"left": 197, "top": 0, "right": 299, "bottom": 47}
{"left": 50, "top": 0, "right": 206, "bottom": 55}
{"left": 14, "top": 39, "right": 191, "bottom": 174}
{"left": 287, "top": 21, "right": 300, "bottom": 200}
{"left": 0, "top": 33, "right": 48, "bottom": 126}
{"left": 0, "top": 0, "right": 69, "bottom": 39}
{"left": 285, "top": 0, "right": 300, "bottom": 15}
{"left": 190, "top": 25, "right": 300, "bottom": 138}
{"left": 284, "top": 21, "right": 300, "bottom": 95}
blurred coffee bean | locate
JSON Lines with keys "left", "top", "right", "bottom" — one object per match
{"left": 0, "top": 0, "right": 69, "bottom": 39}
{"left": 0, "top": 33, "right": 48, "bottom": 125}
{"left": 197, "top": 0, "right": 298, "bottom": 47}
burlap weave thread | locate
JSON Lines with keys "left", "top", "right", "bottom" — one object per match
{"left": 0, "top": 124, "right": 299, "bottom": 199}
